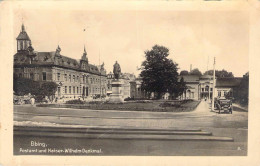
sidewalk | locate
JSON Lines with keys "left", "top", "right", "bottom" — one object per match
{"left": 233, "top": 103, "right": 248, "bottom": 112}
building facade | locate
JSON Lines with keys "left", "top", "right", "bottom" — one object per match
{"left": 179, "top": 74, "right": 242, "bottom": 100}
{"left": 13, "top": 24, "right": 107, "bottom": 101}
{"left": 178, "top": 75, "right": 200, "bottom": 100}
{"left": 215, "top": 77, "right": 242, "bottom": 98}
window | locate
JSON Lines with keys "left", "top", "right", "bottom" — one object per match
{"left": 202, "top": 88, "right": 204, "bottom": 92}
{"left": 57, "top": 87, "right": 61, "bottom": 96}
{"left": 210, "top": 88, "right": 213, "bottom": 91}
{"left": 73, "top": 75, "right": 75, "bottom": 82}
{"left": 42, "top": 72, "right": 46, "bottom": 81}
{"left": 57, "top": 73, "right": 60, "bottom": 81}
{"left": 90, "top": 78, "right": 93, "bottom": 84}
{"left": 65, "top": 86, "right": 67, "bottom": 94}
{"left": 30, "top": 73, "right": 34, "bottom": 80}
{"left": 218, "top": 91, "right": 221, "bottom": 97}
{"left": 73, "top": 86, "right": 75, "bottom": 94}
{"left": 69, "top": 86, "right": 71, "bottom": 94}
{"left": 19, "top": 73, "right": 22, "bottom": 78}
{"left": 77, "top": 87, "right": 79, "bottom": 94}
{"left": 205, "top": 86, "right": 209, "bottom": 92}
{"left": 69, "top": 75, "right": 71, "bottom": 82}
{"left": 64, "top": 74, "right": 67, "bottom": 81}
{"left": 77, "top": 76, "right": 79, "bottom": 82}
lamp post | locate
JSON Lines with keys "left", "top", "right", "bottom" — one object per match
{"left": 211, "top": 57, "right": 216, "bottom": 111}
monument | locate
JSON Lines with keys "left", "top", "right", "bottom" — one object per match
{"left": 108, "top": 61, "right": 124, "bottom": 103}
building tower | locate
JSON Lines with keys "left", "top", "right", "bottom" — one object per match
{"left": 80, "top": 45, "right": 89, "bottom": 70}
{"left": 16, "top": 24, "right": 31, "bottom": 52}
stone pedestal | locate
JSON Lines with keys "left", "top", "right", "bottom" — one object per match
{"left": 108, "top": 80, "right": 124, "bottom": 103}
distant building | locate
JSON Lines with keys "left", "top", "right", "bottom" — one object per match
{"left": 13, "top": 24, "right": 107, "bottom": 101}
{"left": 199, "top": 75, "right": 214, "bottom": 100}
{"left": 106, "top": 72, "right": 114, "bottom": 96}
{"left": 129, "top": 78, "right": 148, "bottom": 99}
{"left": 178, "top": 75, "right": 201, "bottom": 100}
{"left": 215, "top": 77, "right": 242, "bottom": 98}
{"left": 179, "top": 74, "right": 242, "bottom": 100}
{"left": 107, "top": 72, "right": 136, "bottom": 99}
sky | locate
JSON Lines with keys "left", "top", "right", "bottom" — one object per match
{"left": 13, "top": 8, "right": 249, "bottom": 77}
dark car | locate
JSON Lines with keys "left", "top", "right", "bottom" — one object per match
{"left": 215, "top": 97, "right": 233, "bottom": 114}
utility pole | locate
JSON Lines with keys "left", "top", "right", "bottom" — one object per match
{"left": 211, "top": 57, "right": 216, "bottom": 111}
{"left": 99, "top": 48, "right": 102, "bottom": 101}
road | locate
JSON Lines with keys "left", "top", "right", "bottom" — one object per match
{"left": 13, "top": 100, "right": 248, "bottom": 156}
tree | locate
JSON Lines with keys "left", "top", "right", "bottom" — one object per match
{"left": 190, "top": 68, "right": 202, "bottom": 76}
{"left": 139, "top": 45, "right": 179, "bottom": 99}
{"left": 204, "top": 69, "right": 234, "bottom": 78}
{"left": 172, "top": 76, "right": 187, "bottom": 99}
{"left": 13, "top": 75, "right": 40, "bottom": 96}
{"left": 38, "top": 82, "right": 58, "bottom": 101}
{"left": 13, "top": 74, "right": 58, "bottom": 101}
{"left": 180, "top": 70, "right": 189, "bottom": 75}
{"left": 233, "top": 72, "right": 249, "bottom": 105}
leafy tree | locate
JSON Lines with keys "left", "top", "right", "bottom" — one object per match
{"left": 204, "top": 69, "right": 234, "bottom": 78}
{"left": 13, "top": 75, "right": 58, "bottom": 101}
{"left": 180, "top": 70, "right": 189, "bottom": 75}
{"left": 38, "top": 82, "right": 58, "bottom": 101}
{"left": 13, "top": 76, "right": 40, "bottom": 96}
{"left": 171, "top": 77, "right": 187, "bottom": 99}
{"left": 190, "top": 68, "right": 202, "bottom": 76}
{"left": 234, "top": 72, "right": 249, "bottom": 105}
{"left": 139, "top": 45, "right": 179, "bottom": 99}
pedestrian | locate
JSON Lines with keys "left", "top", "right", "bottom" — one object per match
{"left": 30, "top": 97, "right": 35, "bottom": 106}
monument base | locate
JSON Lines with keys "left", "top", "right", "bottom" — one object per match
{"left": 108, "top": 80, "right": 124, "bottom": 103}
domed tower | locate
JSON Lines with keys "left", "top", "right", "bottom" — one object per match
{"left": 16, "top": 23, "right": 31, "bottom": 52}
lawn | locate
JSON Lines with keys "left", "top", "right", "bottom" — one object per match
{"left": 37, "top": 100, "right": 200, "bottom": 112}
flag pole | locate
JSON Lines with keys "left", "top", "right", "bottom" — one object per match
{"left": 211, "top": 57, "right": 216, "bottom": 111}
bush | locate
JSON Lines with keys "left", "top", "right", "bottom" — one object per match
{"left": 66, "top": 99, "right": 85, "bottom": 104}
{"left": 88, "top": 101, "right": 103, "bottom": 104}
{"left": 124, "top": 97, "right": 134, "bottom": 101}
{"left": 159, "top": 101, "right": 183, "bottom": 107}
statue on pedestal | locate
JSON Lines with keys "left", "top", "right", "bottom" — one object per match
{"left": 108, "top": 61, "right": 124, "bottom": 103}
{"left": 113, "top": 61, "right": 121, "bottom": 80}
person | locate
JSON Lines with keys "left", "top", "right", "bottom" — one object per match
{"left": 30, "top": 97, "right": 35, "bottom": 106}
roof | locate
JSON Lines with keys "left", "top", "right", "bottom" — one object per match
{"left": 200, "top": 75, "right": 213, "bottom": 79}
{"left": 14, "top": 50, "right": 105, "bottom": 76}
{"left": 121, "top": 73, "right": 136, "bottom": 80}
{"left": 16, "top": 31, "right": 31, "bottom": 40}
{"left": 216, "top": 77, "right": 242, "bottom": 87}
{"left": 178, "top": 75, "right": 200, "bottom": 82}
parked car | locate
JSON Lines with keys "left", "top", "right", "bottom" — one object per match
{"left": 215, "top": 97, "right": 233, "bottom": 114}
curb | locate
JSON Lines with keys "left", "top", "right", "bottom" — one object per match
{"left": 14, "top": 130, "right": 234, "bottom": 142}
{"left": 14, "top": 125, "right": 202, "bottom": 132}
